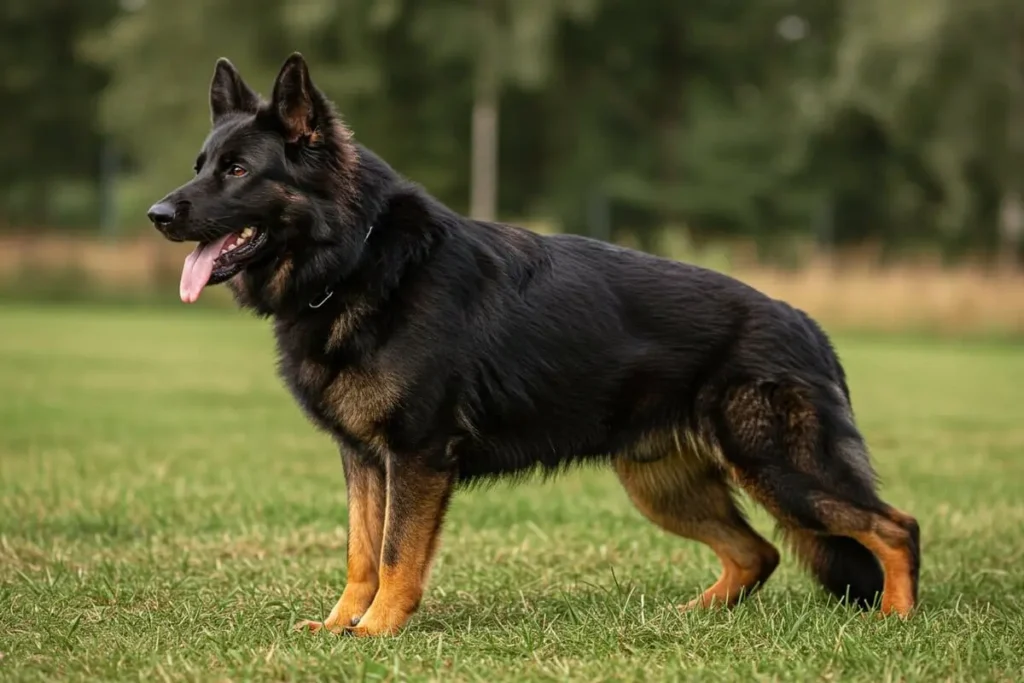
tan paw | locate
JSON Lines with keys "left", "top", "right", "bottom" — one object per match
{"left": 341, "top": 605, "right": 412, "bottom": 637}
{"left": 293, "top": 618, "right": 343, "bottom": 634}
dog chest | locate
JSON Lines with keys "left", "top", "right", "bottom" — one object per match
{"left": 280, "top": 351, "right": 399, "bottom": 448}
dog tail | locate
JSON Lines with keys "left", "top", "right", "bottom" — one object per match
{"left": 782, "top": 531, "right": 884, "bottom": 608}
{"left": 716, "top": 311, "right": 917, "bottom": 612}
{"left": 784, "top": 377, "right": 885, "bottom": 608}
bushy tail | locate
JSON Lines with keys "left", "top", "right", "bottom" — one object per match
{"left": 716, "top": 364, "right": 912, "bottom": 612}
{"left": 788, "top": 380, "right": 886, "bottom": 609}
{"left": 784, "top": 530, "right": 884, "bottom": 609}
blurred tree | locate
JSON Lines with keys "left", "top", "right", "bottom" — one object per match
{"left": 809, "top": 0, "right": 1024, "bottom": 259}
{"left": 85, "top": 0, "right": 599, "bottom": 224}
{"left": 0, "top": 0, "right": 119, "bottom": 226}
{"left": 541, "top": 0, "right": 840, "bottom": 250}
{"left": 12, "top": 0, "right": 1015, "bottom": 264}
{"left": 378, "top": 0, "right": 598, "bottom": 220}
{"left": 82, "top": 0, "right": 293, "bottom": 217}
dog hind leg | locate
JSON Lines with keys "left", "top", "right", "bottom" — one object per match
{"left": 614, "top": 443, "right": 780, "bottom": 610}
{"left": 718, "top": 382, "right": 920, "bottom": 616}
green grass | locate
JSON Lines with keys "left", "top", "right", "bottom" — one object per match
{"left": 1, "top": 303, "right": 1023, "bottom": 682}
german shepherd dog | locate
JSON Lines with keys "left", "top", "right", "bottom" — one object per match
{"left": 147, "top": 53, "right": 920, "bottom": 637}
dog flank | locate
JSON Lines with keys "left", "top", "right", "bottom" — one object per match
{"left": 616, "top": 424, "right": 721, "bottom": 468}
{"left": 148, "top": 52, "right": 921, "bottom": 636}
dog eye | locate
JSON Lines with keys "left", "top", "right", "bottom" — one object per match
{"left": 227, "top": 164, "right": 248, "bottom": 178}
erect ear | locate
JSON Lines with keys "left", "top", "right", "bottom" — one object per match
{"left": 269, "top": 52, "right": 328, "bottom": 143}
{"left": 209, "top": 58, "right": 260, "bottom": 124}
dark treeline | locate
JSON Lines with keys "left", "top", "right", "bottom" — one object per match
{"left": 2, "top": 0, "right": 1023, "bottom": 262}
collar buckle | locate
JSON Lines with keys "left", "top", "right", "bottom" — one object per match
{"left": 309, "top": 288, "right": 334, "bottom": 309}
{"left": 308, "top": 223, "right": 373, "bottom": 310}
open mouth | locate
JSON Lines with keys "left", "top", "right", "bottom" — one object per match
{"left": 179, "top": 226, "right": 268, "bottom": 303}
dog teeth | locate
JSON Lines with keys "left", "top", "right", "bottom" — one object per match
{"left": 221, "top": 228, "right": 253, "bottom": 257}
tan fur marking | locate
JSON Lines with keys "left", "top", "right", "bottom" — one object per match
{"left": 323, "top": 369, "right": 402, "bottom": 445}
{"left": 685, "top": 537, "right": 778, "bottom": 609}
{"left": 297, "top": 462, "right": 386, "bottom": 633}
{"left": 346, "top": 466, "right": 453, "bottom": 637}
{"left": 732, "top": 473, "right": 790, "bottom": 523}
{"left": 811, "top": 495, "right": 874, "bottom": 532}
{"left": 267, "top": 257, "right": 293, "bottom": 307}
{"left": 616, "top": 443, "right": 711, "bottom": 495}
{"left": 333, "top": 121, "right": 360, "bottom": 197}
{"left": 885, "top": 507, "right": 918, "bottom": 533}
{"left": 298, "top": 358, "right": 329, "bottom": 389}
{"left": 850, "top": 529, "right": 915, "bottom": 617}
{"left": 614, "top": 438, "right": 779, "bottom": 612}
{"left": 273, "top": 182, "right": 306, "bottom": 202}
{"left": 227, "top": 273, "right": 250, "bottom": 303}
{"left": 781, "top": 389, "right": 820, "bottom": 473}
{"left": 326, "top": 303, "right": 369, "bottom": 353}
{"left": 723, "top": 386, "right": 775, "bottom": 448}
{"left": 617, "top": 426, "right": 722, "bottom": 466}
{"left": 779, "top": 498, "right": 917, "bottom": 618}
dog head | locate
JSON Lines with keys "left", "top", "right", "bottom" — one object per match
{"left": 147, "top": 53, "right": 361, "bottom": 305}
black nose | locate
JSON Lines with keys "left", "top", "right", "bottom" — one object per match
{"left": 147, "top": 202, "right": 176, "bottom": 227}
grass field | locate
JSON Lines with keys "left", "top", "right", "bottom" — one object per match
{"left": 1, "top": 302, "right": 1023, "bottom": 681}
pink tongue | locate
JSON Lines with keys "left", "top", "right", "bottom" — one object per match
{"left": 179, "top": 233, "right": 235, "bottom": 303}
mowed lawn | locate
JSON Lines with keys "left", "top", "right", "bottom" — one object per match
{"left": 1, "top": 302, "right": 1023, "bottom": 682}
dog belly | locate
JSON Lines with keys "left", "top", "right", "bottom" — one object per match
{"left": 447, "top": 419, "right": 719, "bottom": 486}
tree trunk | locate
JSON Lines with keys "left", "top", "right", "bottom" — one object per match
{"left": 1002, "top": 10, "right": 1024, "bottom": 267}
{"left": 470, "top": 0, "right": 500, "bottom": 222}
{"left": 650, "top": 11, "right": 686, "bottom": 251}
{"left": 999, "top": 192, "right": 1023, "bottom": 268}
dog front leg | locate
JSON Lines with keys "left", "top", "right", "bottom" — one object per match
{"left": 346, "top": 453, "right": 455, "bottom": 637}
{"left": 296, "top": 447, "right": 386, "bottom": 633}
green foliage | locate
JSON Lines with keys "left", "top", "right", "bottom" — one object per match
{"left": 0, "top": 0, "right": 119, "bottom": 225}
{"left": 810, "top": 0, "right": 1024, "bottom": 255}
{"left": 82, "top": 0, "right": 296, "bottom": 201}
{"left": 2, "top": 0, "right": 1023, "bottom": 261}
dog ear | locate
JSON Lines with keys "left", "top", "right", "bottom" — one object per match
{"left": 269, "top": 52, "right": 328, "bottom": 143}
{"left": 210, "top": 58, "right": 260, "bottom": 124}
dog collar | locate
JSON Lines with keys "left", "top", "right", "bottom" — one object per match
{"left": 308, "top": 222, "right": 374, "bottom": 309}
{"left": 308, "top": 288, "right": 334, "bottom": 309}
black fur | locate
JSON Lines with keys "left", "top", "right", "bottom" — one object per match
{"left": 147, "top": 53, "right": 920, "bottom": 631}
{"left": 813, "top": 536, "right": 886, "bottom": 609}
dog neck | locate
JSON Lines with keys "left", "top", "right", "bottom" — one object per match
{"left": 305, "top": 222, "right": 376, "bottom": 310}
{"left": 230, "top": 186, "right": 450, "bottom": 323}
